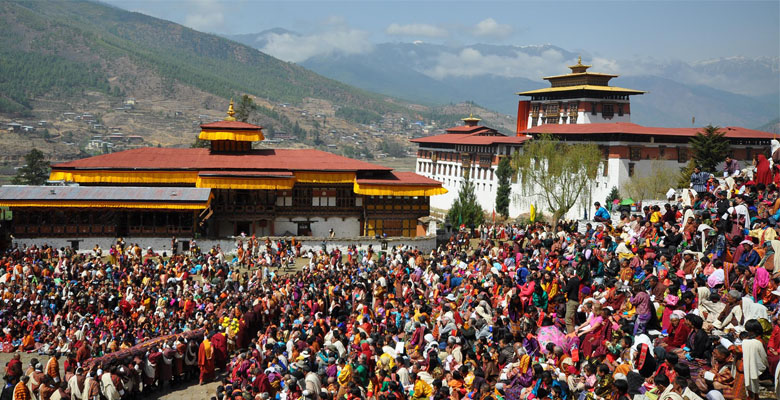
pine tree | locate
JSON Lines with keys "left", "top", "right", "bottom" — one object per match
{"left": 605, "top": 186, "right": 620, "bottom": 210}
{"left": 235, "top": 94, "right": 257, "bottom": 123}
{"left": 12, "top": 148, "right": 50, "bottom": 185}
{"left": 495, "top": 156, "right": 512, "bottom": 218}
{"left": 690, "top": 125, "right": 730, "bottom": 172}
{"left": 447, "top": 178, "right": 484, "bottom": 228}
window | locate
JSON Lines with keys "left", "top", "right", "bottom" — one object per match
{"left": 276, "top": 191, "right": 293, "bottom": 207}
{"left": 658, "top": 146, "right": 666, "bottom": 159}
{"left": 312, "top": 189, "right": 336, "bottom": 207}
{"left": 618, "top": 104, "right": 624, "bottom": 116}
{"left": 600, "top": 146, "right": 610, "bottom": 176}
{"left": 628, "top": 162, "right": 635, "bottom": 177}
{"left": 629, "top": 147, "right": 641, "bottom": 161}
{"left": 531, "top": 117, "right": 537, "bottom": 127}
{"left": 569, "top": 115, "right": 577, "bottom": 124}
{"left": 545, "top": 103, "right": 559, "bottom": 115}
{"left": 569, "top": 101, "right": 578, "bottom": 114}
{"left": 677, "top": 147, "right": 689, "bottom": 163}
{"left": 591, "top": 102, "right": 598, "bottom": 115}
{"left": 545, "top": 117, "right": 559, "bottom": 124}
{"left": 602, "top": 104, "right": 614, "bottom": 119}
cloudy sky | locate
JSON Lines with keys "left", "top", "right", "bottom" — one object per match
{"left": 105, "top": 0, "right": 778, "bottom": 93}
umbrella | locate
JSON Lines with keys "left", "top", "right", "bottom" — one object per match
{"left": 536, "top": 325, "right": 566, "bottom": 353}
{"left": 619, "top": 198, "right": 635, "bottom": 206}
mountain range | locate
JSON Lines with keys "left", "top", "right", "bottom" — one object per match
{"left": 0, "top": 0, "right": 512, "bottom": 167}
{"left": 229, "top": 30, "right": 779, "bottom": 129}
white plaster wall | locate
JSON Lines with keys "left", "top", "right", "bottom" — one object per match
{"left": 577, "top": 111, "right": 631, "bottom": 124}
{"left": 12, "top": 235, "right": 437, "bottom": 255}
{"left": 420, "top": 159, "right": 499, "bottom": 215}
{"left": 524, "top": 110, "right": 631, "bottom": 129}
{"left": 272, "top": 216, "right": 360, "bottom": 237}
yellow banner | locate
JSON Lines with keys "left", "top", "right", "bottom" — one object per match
{"left": 0, "top": 201, "right": 208, "bottom": 210}
{"left": 295, "top": 172, "right": 355, "bottom": 183}
{"left": 198, "top": 130, "right": 264, "bottom": 141}
{"left": 195, "top": 176, "right": 295, "bottom": 190}
{"left": 353, "top": 181, "right": 447, "bottom": 197}
{"left": 49, "top": 170, "right": 198, "bottom": 184}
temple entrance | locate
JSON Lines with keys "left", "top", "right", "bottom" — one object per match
{"left": 235, "top": 221, "right": 251, "bottom": 236}
{"left": 297, "top": 222, "right": 311, "bottom": 236}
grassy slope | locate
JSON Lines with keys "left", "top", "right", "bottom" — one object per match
{"left": 0, "top": 0, "right": 407, "bottom": 116}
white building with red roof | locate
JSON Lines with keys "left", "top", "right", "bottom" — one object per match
{"left": 411, "top": 116, "right": 528, "bottom": 217}
{"left": 411, "top": 60, "right": 775, "bottom": 221}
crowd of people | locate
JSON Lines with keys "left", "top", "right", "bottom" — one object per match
{"left": 2, "top": 155, "right": 780, "bottom": 400}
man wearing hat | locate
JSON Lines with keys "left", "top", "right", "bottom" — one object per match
{"left": 737, "top": 240, "right": 760, "bottom": 269}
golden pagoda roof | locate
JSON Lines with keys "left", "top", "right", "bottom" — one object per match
{"left": 462, "top": 113, "right": 481, "bottom": 122}
{"left": 542, "top": 71, "right": 619, "bottom": 80}
{"left": 517, "top": 85, "right": 646, "bottom": 96}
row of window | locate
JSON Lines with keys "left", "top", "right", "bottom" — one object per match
{"left": 365, "top": 218, "right": 417, "bottom": 238}
{"left": 418, "top": 161, "right": 495, "bottom": 180}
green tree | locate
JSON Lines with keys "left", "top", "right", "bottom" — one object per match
{"left": 605, "top": 186, "right": 620, "bottom": 210}
{"left": 512, "top": 134, "right": 601, "bottom": 222}
{"left": 191, "top": 137, "right": 210, "bottom": 148}
{"left": 677, "top": 160, "right": 697, "bottom": 188}
{"left": 235, "top": 94, "right": 257, "bottom": 123}
{"left": 495, "top": 156, "right": 512, "bottom": 218}
{"left": 690, "top": 125, "right": 730, "bottom": 172}
{"left": 447, "top": 178, "right": 484, "bottom": 228}
{"left": 621, "top": 160, "right": 679, "bottom": 201}
{"left": 12, "top": 148, "right": 50, "bottom": 185}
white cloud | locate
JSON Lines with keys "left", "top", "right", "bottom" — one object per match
{"left": 386, "top": 23, "right": 449, "bottom": 38}
{"left": 424, "top": 47, "right": 571, "bottom": 80}
{"left": 260, "top": 25, "right": 373, "bottom": 63}
{"left": 472, "top": 18, "right": 512, "bottom": 39}
{"left": 183, "top": 0, "right": 224, "bottom": 32}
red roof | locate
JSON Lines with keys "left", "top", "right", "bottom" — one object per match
{"left": 445, "top": 125, "right": 491, "bottom": 134}
{"left": 53, "top": 148, "right": 392, "bottom": 172}
{"left": 197, "top": 171, "right": 294, "bottom": 178}
{"left": 356, "top": 172, "right": 442, "bottom": 186}
{"left": 522, "top": 122, "right": 775, "bottom": 139}
{"left": 411, "top": 126, "right": 529, "bottom": 146}
{"left": 200, "top": 120, "right": 263, "bottom": 131}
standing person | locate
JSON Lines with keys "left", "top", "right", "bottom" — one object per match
{"left": 198, "top": 333, "right": 215, "bottom": 385}
{"left": 755, "top": 154, "right": 772, "bottom": 186}
{"left": 13, "top": 375, "right": 32, "bottom": 400}
{"left": 562, "top": 267, "right": 580, "bottom": 334}
{"left": 630, "top": 283, "right": 652, "bottom": 336}
{"left": 691, "top": 166, "right": 709, "bottom": 193}
{"left": 45, "top": 352, "right": 60, "bottom": 386}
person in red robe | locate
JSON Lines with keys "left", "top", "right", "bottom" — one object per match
{"left": 198, "top": 335, "right": 215, "bottom": 385}
{"left": 210, "top": 331, "right": 228, "bottom": 370}
{"left": 756, "top": 154, "right": 772, "bottom": 185}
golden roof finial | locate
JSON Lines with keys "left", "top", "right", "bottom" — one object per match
{"left": 568, "top": 56, "right": 591, "bottom": 73}
{"left": 225, "top": 98, "right": 236, "bottom": 121}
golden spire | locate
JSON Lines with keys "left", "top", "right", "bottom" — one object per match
{"left": 568, "top": 56, "right": 591, "bottom": 74}
{"left": 462, "top": 113, "right": 481, "bottom": 126}
{"left": 225, "top": 98, "right": 236, "bottom": 121}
